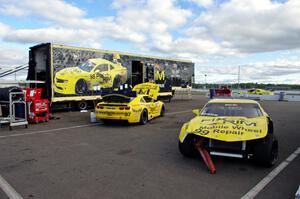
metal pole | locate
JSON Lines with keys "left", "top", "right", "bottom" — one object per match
{"left": 238, "top": 66, "right": 240, "bottom": 91}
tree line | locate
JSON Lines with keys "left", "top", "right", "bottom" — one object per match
{"left": 192, "top": 83, "right": 300, "bottom": 90}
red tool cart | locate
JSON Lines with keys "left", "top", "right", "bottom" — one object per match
{"left": 23, "top": 88, "right": 49, "bottom": 123}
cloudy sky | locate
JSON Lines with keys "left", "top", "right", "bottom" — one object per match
{"left": 0, "top": 0, "right": 300, "bottom": 84}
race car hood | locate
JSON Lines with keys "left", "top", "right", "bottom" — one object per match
{"left": 185, "top": 116, "right": 268, "bottom": 142}
{"left": 56, "top": 67, "right": 89, "bottom": 79}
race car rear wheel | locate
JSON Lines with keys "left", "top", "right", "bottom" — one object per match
{"left": 160, "top": 105, "right": 165, "bottom": 117}
{"left": 178, "top": 135, "right": 198, "bottom": 158}
{"left": 253, "top": 134, "right": 278, "bottom": 167}
{"left": 140, "top": 109, "right": 148, "bottom": 125}
{"left": 75, "top": 79, "right": 88, "bottom": 94}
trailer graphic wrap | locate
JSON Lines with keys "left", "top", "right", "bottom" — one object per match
{"left": 52, "top": 48, "right": 128, "bottom": 96}
{"left": 28, "top": 43, "right": 194, "bottom": 101}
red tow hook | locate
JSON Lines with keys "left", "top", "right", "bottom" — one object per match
{"left": 195, "top": 140, "right": 216, "bottom": 174}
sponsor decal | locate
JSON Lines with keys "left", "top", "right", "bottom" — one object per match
{"left": 194, "top": 128, "right": 210, "bottom": 135}
{"left": 193, "top": 117, "right": 262, "bottom": 137}
{"left": 200, "top": 118, "right": 256, "bottom": 127}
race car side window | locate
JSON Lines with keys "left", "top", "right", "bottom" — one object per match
{"left": 95, "top": 64, "right": 108, "bottom": 72}
{"left": 140, "top": 98, "right": 146, "bottom": 103}
{"left": 79, "top": 61, "right": 96, "bottom": 72}
{"left": 143, "top": 96, "right": 153, "bottom": 103}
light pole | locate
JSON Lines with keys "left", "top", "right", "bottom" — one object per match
{"left": 204, "top": 74, "right": 207, "bottom": 89}
{"left": 238, "top": 66, "right": 240, "bottom": 92}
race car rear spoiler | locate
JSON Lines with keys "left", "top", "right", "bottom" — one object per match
{"left": 100, "top": 83, "right": 160, "bottom": 100}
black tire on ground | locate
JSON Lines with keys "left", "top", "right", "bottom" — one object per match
{"left": 178, "top": 135, "right": 198, "bottom": 158}
{"left": 253, "top": 134, "right": 278, "bottom": 167}
{"left": 75, "top": 79, "right": 88, "bottom": 94}
{"left": 139, "top": 109, "right": 148, "bottom": 125}
{"left": 77, "top": 101, "right": 88, "bottom": 110}
{"left": 101, "top": 119, "right": 111, "bottom": 124}
{"left": 160, "top": 105, "right": 165, "bottom": 117}
{"left": 112, "top": 75, "right": 121, "bottom": 89}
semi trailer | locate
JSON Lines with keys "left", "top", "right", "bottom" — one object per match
{"left": 27, "top": 43, "right": 194, "bottom": 110}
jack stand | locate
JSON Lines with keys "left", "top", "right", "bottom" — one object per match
{"left": 195, "top": 140, "right": 216, "bottom": 174}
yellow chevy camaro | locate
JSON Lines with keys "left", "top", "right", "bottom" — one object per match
{"left": 248, "top": 88, "right": 274, "bottom": 95}
{"left": 179, "top": 99, "right": 278, "bottom": 167}
{"left": 54, "top": 58, "right": 127, "bottom": 95}
{"left": 95, "top": 93, "right": 165, "bottom": 124}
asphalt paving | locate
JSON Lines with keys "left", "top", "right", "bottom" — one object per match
{"left": 0, "top": 96, "right": 299, "bottom": 199}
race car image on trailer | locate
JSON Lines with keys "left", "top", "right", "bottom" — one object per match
{"left": 54, "top": 57, "right": 127, "bottom": 95}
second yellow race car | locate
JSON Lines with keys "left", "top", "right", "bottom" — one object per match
{"left": 179, "top": 99, "right": 278, "bottom": 168}
{"left": 248, "top": 88, "right": 274, "bottom": 95}
{"left": 95, "top": 91, "right": 165, "bottom": 124}
{"left": 54, "top": 58, "right": 127, "bottom": 95}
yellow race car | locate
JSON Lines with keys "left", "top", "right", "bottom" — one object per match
{"left": 248, "top": 88, "right": 274, "bottom": 95}
{"left": 179, "top": 99, "right": 278, "bottom": 170}
{"left": 95, "top": 85, "right": 165, "bottom": 124}
{"left": 54, "top": 58, "right": 127, "bottom": 95}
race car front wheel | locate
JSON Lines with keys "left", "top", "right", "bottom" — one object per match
{"left": 140, "top": 109, "right": 148, "bottom": 125}
{"left": 178, "top": 135, "right": 198, "bottom": 158}
{"left": 112, "top": 75, "right": 121, "bottom": 89}
{"left": 75, "top": 79, "right": 88, "bottom": 94}
{"left": 253, "top": 134, "right": 278, "bottom": 167}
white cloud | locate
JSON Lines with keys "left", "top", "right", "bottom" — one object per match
{"left": 189, "top": 0, "right": 213, "bottom": 7}
{"left": 195, "top": 58, "right": 300, "bottom": 84}
{"left": 0, "top": 4, "right": 29, "bottom": 17}
{"left": 195, "top": 0, "right": 300, "bottom": 53}
{"left": 3, "top": 27, "right": 99, "bottom": 44}
{"left": 0, "top": 45, "right": 27, "bottom": 67}
{"left": 0, "top": 0, "right": 85, "bottom": 25}
{"left": 0, "top": 22, "right": 10, "bottom": 37}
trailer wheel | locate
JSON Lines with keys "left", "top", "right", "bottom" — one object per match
{"left": 75, "top": 79, "right": 88, "bottom": 94}
{"left": 140, "top": 109, "right": 148, "bottom": 125}
{"left": 112, "top": 75, "right": 121, "bottom": 89}
{"left": 77, "top": 101, "right": 88, "bottom": 110}
{"left": 253, "top": 134, "right": 278, "bottom": 167}
{"left": 178, "top": 135, "right": 198, "bottom": 158}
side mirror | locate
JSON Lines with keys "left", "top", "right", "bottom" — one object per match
{"left": 192, "top": 109, "right": 200, "bottom": 116}
{"left": 95, "top": 69, "right": 100, "bottom": 73}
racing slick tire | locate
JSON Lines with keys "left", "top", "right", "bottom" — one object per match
{"left": 139, "top": 109, "right": 148, "bottom": 125}
{"left": 75, "top": 79, "right": 88, "bottom": 94}
{"left": 253, "top": 134, "right": 278, "bottom": 167}
{"left": 112, "top": 75, "right": 121, "bottom": 89}
{"left": 160, "top": 105, "right": 165, "bottom": 117}
{"left": 178, "top": 135, "right": 198, "bottom": 158}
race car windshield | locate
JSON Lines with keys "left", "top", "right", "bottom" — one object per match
{"left": 78, "top": 61, "right": 96, "bottom": 72}
{"left": 201, "top": 103, "right": 263, "bottom": 118}
{"left": 102, "top": 95, "right": 133, "bottom": 103}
